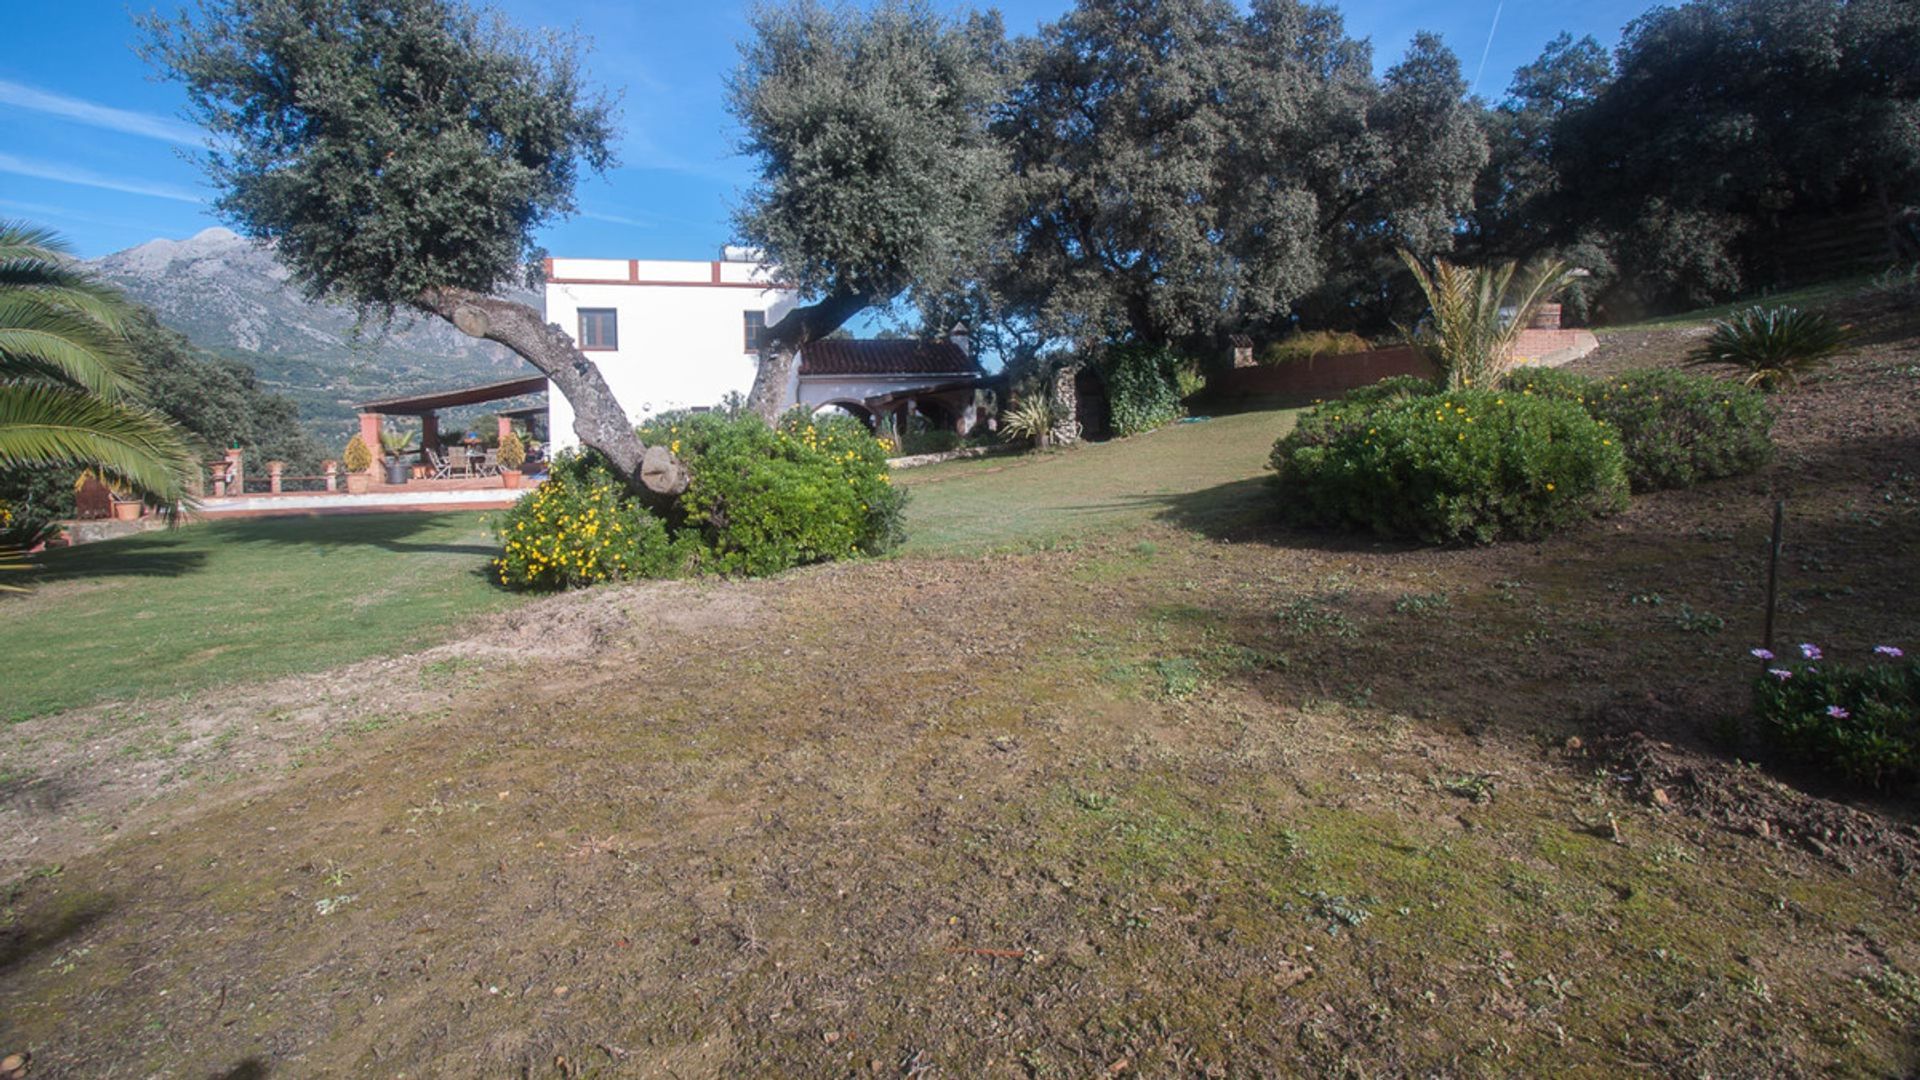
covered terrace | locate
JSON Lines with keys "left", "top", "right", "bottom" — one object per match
{"left": 354, "top": 375, "right": 549, "bottom": 481}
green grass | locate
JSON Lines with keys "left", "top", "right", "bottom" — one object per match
{"left": 0, "top": 513, "right": 518, "bottom": 721}
{"left": 897, "top": 410, "right": 1297, "bottom": 553}
{"left": 1599, "top": 273, "right": 1881, "bottom": 332}
{"left": 1, "top": 412, "right": 1299, "bottom": 720}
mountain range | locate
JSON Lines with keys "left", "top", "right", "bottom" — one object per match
{"left": 88, "top": 228, "right": 542, "bottom": 446}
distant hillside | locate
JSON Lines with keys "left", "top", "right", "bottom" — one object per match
{"left": 89, "top": 228, "right": 542, "bottom": 445}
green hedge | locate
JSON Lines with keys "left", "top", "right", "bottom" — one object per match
{"left": 1753, "top": 646, "right": 1918, "bottom": 789}
{"left": 1102, "top": 343, "right": 1185, "bottom": 436}
{"left": 495, "top": 413, "right": 906, "bottom": 589}
{"left": 1270, "top": 387, "right": 1630, "bottom": 544}
{"left": 1504, "top": 367, "right": 1774, "bottom": 491}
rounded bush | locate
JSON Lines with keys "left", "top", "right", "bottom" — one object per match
{"left": 1270, "top": 388, "right": 1630, "bottom": 544}
{"left": 496, "top": 413, "right": 906, "bottom": 589}
{"left": 650, "top": 411, "right": 906, "bottom": 576}
{"left": 493, "top": 453, "right": 696, "bottom": 590}
{"left": 1505, "top": 367, "right": 1774, "bottom": 491}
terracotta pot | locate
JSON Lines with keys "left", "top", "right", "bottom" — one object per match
{"left": 502, "top": 469, "right": 524, "bottom": 489}
{"left": 345, "top": 472, "right": 372, "bottom": 494}
{"left": 111, "top": 500, "right": 142, "bottom": 521}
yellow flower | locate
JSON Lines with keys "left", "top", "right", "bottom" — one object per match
{"left": 1545, "top": 482, "right": 1556, "bottom": 491}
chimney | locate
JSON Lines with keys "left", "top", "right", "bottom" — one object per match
{"left": 948, "top": 322, "right": 972, "bottom": 359}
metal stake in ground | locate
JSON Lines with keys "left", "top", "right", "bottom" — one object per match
{"left": 1762, "top": 499, "right": 1785, "bottom": 660}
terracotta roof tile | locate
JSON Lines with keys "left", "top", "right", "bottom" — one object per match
{"left": 799, "top": 339, "right": 981, "bottom": 378}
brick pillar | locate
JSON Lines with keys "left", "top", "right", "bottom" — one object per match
{"left": 497, "top": 415, "right": 512, "bottom": 445}
{"left": 358, "top": 412, "right": 384, "bottom": 470}
{"left": 324, "top": 461, "right": 337, "bottom": 492}
{"left": 267, "top": 461, "right": 284, "bottom": 494}
{"left": 209, "top": 461, "right": 227, "bottom": 497}
{"left": 225, "top": 447, "right": 244, "bottom": 493}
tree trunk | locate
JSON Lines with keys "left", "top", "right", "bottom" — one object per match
{"left": 744, "top": 284, "right": 880, "bottom": 424}
{"left": 418, "top": 287, "right": 686, "bottom": 506}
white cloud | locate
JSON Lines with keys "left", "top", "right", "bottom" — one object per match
{"left": 0, "top": 78, "right": 203, "bottom": 146}
{"left": 0, "top": 152, "right": 205, "bottom": 204}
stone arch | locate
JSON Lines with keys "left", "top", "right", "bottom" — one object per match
{"left": 812, "top": 400, "right": 876, "bottom": 428}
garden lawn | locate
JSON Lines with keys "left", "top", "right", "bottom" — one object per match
{"left": 0, "top": 513, "right": 518, "bottom": 721}
{"left": 897, "top": 409, "right": 1297, "bottom": 553}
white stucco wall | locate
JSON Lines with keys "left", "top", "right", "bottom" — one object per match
{"left": 543, "top": 256, "right": 797, "bottom": 451}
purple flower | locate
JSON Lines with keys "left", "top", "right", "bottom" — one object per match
{"left": 1798, "top": 643, "right": 1823, "bottom": 660}
{"left": 1826, "top": 705, "right": 1850, "bottom": 720}
{"left": 1750, "top": 648, "right": 1775, "bottom": 660}
{"left": 1875, "top": 645, "right": 1904, "bottom": 658}
{"left": 1768, "top": 668, "right": 1793, "bottom": 681}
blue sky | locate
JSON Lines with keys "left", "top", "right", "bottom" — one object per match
{"left": 2, "top": 0, "right": 1651, "bottom": 261}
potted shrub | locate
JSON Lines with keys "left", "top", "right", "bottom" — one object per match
{"left": 498, "top": 430, "right": 527, "bottom": 488}
{"left": 342, "top": 433, "right": 374, "bottom": 494}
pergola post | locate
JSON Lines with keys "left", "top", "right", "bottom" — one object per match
{"left": 358, "top": 412, "right": 384, "bottom": 470}
{"left": 497, "top": 415, "right": 513, "bottom": 445}
{"left": 421, "top": 412, "right": 440, "bottom": 459}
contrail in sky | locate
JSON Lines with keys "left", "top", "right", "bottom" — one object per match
{"left": 1472, "top": 1, "right": 1506, "bottom": 97}
{"left": 0, "top": 78, "right": 202, "bottom": 145}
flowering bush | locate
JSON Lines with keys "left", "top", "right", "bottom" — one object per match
{"left": 1269, "top": 387, "right": 1629, "bottom": 544}
{"left": 642, "top": 411, "right": 906, "bottom": 577}
{"left": 1504, "top": 368, "right": 1774, "bottom": 491}
{"left": 1752, "top": 643, "right": 1918, "bottom": 788}
{"left": 492, "top": 453, "right": 696, "bottom": 590}
{"left": 495, "top": 413, "right": 906, "bottom": 589}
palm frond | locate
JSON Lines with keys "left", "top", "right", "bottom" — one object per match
{"left": 1685, "top": 305, "right": 1849, "bottom": 392}
{"left": 0, "top": 297, "right": 141, "bottom": 398}
{"left": 0, "top": 545, "right": 32, "bottom": 593}
{"left": 1400, "top": 250, "right": 1572, "bottom": 389}
{"left": 0, "top": 382, "right": 200, "bottom": 509}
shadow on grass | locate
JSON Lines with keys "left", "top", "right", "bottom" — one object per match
{"left": 24, "top": 537, "right": 207, "bottom": 583}
{"left": 205, "top": 513, "right": 500, "bottom": 557}
{"left": 0, "top": 888, "right": 113, "bottom": 979}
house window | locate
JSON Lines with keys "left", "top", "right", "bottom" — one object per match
{"left": 578, "top": 308, "right": 618, "bottom": 351}
{"left": 743, "top": 309, "right": 767, "bottom": 353}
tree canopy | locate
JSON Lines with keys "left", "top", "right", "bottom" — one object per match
{"left": 142, "top": 0, "right": 614, "bottom": 311}
{"left": 729, "top": 0, "right": 1008, "bottom": 416}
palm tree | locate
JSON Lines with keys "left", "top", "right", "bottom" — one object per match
{"left": 1400, "top": 251, "right": 1575, "bottom": 390}
{"left": 0, "top": 221, "right": 197, "bottom": 510}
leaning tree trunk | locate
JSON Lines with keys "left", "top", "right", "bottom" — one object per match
{"left": 418, "top": 287, "right": 686, "bottom": 506}
{"left": 743, "top": 284, "right": 880, "bottom": 424}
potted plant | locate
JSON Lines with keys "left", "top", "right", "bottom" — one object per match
{"left": 343, "top": 433, "right": 374, "bottom": 494}
{"left": 378, "top": 428, "right": 417, "bottom": 484}
{"left": 498, "top": 430, "right": 527, "bottom": 488}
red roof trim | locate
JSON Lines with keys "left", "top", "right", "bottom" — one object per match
{"left": 544, "top": 276, "right": 798, "bottom": 290}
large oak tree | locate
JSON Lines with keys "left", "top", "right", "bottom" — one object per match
{"left": 728, "top": 0, "right": 1008, "bottom": 420}
{"left": 142, "top": 0, "right": 686, "bottom": 501}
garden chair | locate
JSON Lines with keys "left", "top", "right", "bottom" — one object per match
{"left": 447, "top": 446, "right": 469, "bottom": 478}
{"left": 425, "top": 448, "right": 453, "bottom": 480}
{"left": 478, "top": 449, "right": 500, "bottom": 477}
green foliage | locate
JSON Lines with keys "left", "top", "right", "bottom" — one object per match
{"left": 1000, "top": 395, "right": 1063, "bottom": 449}
{"left": 730, "top": 1, "right": 1006, "bottom": 320}
{"left": 497, "top": 430, "right": 526, "bottom": 471}
{"left": 1504, "top": 368, "right": 1775, "bottom": 491}
{"left": 1754, "top": 650, "right": 1919, "bottom": 790}
{"left": 493, "top": 454, "right": 695, "bottom": 590}
{"left": 142, "top": 0, "right": 615, "bottom": 311}
{"left": 659, "top": 413, "right": 906, "bottom": 576}
{"left": 1259, "top": 331, "right": 1373, "bottom": 367}
{"left": 1102, "top": 344, "right": 1184, "bottom": 437}
{"left": 341, "top": 434, "right": 372, "bottom": 474}
{"left": 1401, "top": 252, "right": 1575, "bottom": 390}
{"left": 127, "top": 309, "right": 325, "bottom": 474}
{"left": 0, "top": 222, "right": 197, "bottom": 510}
{"left": 1687, "top": 306, "right": 1851, "bottom": 392}
{"left": 995, "top": 4, "right": 1485, "bottom": 345}
{"left": 1269, "top": 388, "right": 1630, "bottom": 544}
{"left": 1331, "top": 375, "right": 1440, "bottom": 410}
{"left": 499, "top": 414, "right": 907, "bottom": 589}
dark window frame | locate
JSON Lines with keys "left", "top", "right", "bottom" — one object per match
{"left": 578, "top": 308, "right": 618, "bottom": 352}
{"left": 743, "top": 309, "right": 767, "bottom": 353}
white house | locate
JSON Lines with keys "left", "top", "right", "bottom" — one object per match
{"left": 541, "top": 250, "right": 799, "bottom": 451}
{"left": 542, "top": 250, "right": 987, "bottom": 447}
